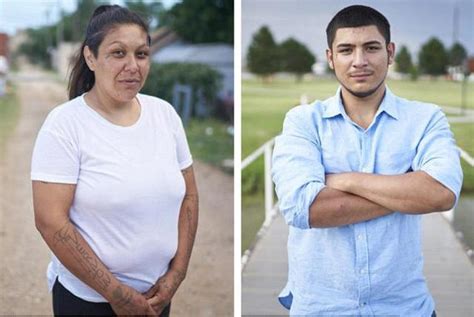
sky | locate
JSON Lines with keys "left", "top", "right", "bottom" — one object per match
{"left": 242, "top": 0, "right": 474, "bottom": 63}
{"left": 0, "top": 0, "right": 180, "bottom": 35}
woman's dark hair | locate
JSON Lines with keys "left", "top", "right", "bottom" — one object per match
{"left": 326, "top": 5, "right": 391, "bottom": 50}
{"left": 68, "top": 5, "right": 151, "bottom": 100}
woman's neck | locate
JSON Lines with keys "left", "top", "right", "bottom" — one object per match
{"left": 84, "top": 87, "right": 140, "bottom": 127}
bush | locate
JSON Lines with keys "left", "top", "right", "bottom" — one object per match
{"left": 141, "top": 62, "right": 222, "bottom": 116}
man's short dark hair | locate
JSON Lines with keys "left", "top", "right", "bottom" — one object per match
{"left": 326, "top": 5, "right": 391, "bottom": 49}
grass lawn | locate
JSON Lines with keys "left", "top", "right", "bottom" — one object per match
{"left": 242, "top": 77, "right": 474, "bottom": 253}
{"left": 0, "top": 86, "right": 20, "bottom": 151}
{"left": 242, "top": 191, "right": 265, "bottom": 254}
{"left": 185, "top": 118, "right": 233, "bottom": 173}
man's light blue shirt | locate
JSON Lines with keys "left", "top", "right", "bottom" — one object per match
{"left": 272, "top": 87, "right": 463, "bottom": 316}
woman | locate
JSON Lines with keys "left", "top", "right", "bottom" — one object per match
{"left": 31, "top": 5, "right": 198, "bottom": 316}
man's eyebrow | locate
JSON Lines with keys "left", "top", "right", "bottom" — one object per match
{"left": 336, "top": 40, "right": 383, "bottom": 49}
{"left": 363, "top": 40, "right": 383, "bottom": 46}
{"left": 336, "top": 43, "right": 353, "bottom": 48}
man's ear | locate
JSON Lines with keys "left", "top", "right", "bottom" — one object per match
{"left": 326, "top": 49, "right": 334, "bottom": 70}
{"left": 83, "top": 46, "right": 96, "bottom": 71}
{"left": 387, "top": 42, "right": 395, "bottom": 65}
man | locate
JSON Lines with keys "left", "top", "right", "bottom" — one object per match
{"left": 272, "top": 5, "right": 463, "bottom": 317}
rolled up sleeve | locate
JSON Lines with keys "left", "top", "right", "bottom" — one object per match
{"left": 412, "top": 109, "right": 463, "bottom": 204}
{"left": 272, "top": 108, "right": 326, "bottom": 229}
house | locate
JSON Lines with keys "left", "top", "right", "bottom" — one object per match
{"left": 150, "top": 28, "right": 234, "bottom": 99}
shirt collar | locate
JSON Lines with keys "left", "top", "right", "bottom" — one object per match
{"left": 322, "top": 86, "right": 399, "bottom": 120}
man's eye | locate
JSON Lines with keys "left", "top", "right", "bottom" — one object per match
{"left": 339, "top": 48, "right": 352, "bottom": 54}
{"left": 367, "top": 46, "right": 380, "bottom": 51}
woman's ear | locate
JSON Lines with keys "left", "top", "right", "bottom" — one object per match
{"left": 83, "top": 46, "right": 96, "bottom": 71}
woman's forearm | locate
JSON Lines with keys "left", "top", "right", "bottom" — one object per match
{"left": 170, "top": 166, "right": 199, "bottom": 280}
{"left": 37, "top": 220, "right": 146, "bottom": 311}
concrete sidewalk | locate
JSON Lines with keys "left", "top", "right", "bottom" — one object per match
{"left": 242, "top": 212, "right": 474, "bottom": 316}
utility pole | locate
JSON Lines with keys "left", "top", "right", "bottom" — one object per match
{"left": 46, "top": 7, "right": 52, "bottom": 51}
{"left": 452, "top": 3, "right": 459, "bottom": 45}
{"left": 56, "top": 0, "right": 63, "bottom": 48}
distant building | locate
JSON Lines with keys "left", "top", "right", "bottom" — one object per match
{"left": 0, "top": 33, "right": 9, "bottom": 60}
{"left": 51, "top": 42, "right": 81, "bottom": 81}
{"left": 151, "top": 28, "right": 233, "bottom": 99}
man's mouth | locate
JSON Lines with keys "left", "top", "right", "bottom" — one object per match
{"left": 350, "top": 72, "right": 372, "bottom": 78}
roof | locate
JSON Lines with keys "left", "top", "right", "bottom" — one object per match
{"left": 152, "top": 41, "right": 233, "bottom": 67}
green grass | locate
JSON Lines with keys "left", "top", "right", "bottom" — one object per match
{"left": 185, "top": 118, "right": 233, "bottom": 172}
{"left": 242, "top": 190, "right": 265, "bottom": 254}
{"left": 451, "top": 123, "right": 474, "bottom": 192}
{"left": 0, "top": 86, "right": 20, "bottom": 151}
{"left": 242, "top": 77, "right": 474, "bottom": 252}
{"left": 387, "top": 79, "right": 474, "bottom": 110}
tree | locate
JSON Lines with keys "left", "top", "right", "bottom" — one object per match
{"left": 18, "top": 0, "right": 99, "bottom": 67}
{"left": 164, "top": 0, "right": 233, "bottom": 44}
{"left": 124, "top": 0, "right": 164, "bottom": 30}
{"left": 246, "top": 26, "right": 280, "bottom": 79}
{"left": 448, "top": 42, "right": 467, "bottom": 66}
{"left": 395, "top": 45, "right": 413, "bottom": 74}
{"left": 418, "top": 37, "right": 448, "bottom": 76}
{"left": 279, "top": 38, "right": 316, "bottom": 81}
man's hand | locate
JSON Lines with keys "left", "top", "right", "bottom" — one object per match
{"left": 325, "top": 173, "right": 352, "bottom": 192}
{"left": 109, "top": 284, "right": 157, "bottom": 316}
{"left": 143, "top": 269, "right": 185, "bottom": 315}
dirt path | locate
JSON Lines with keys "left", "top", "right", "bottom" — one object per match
{"left": 0, "top": 66, "right": 233, "bottom": 316}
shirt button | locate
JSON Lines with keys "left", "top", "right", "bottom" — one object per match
{"left": 357, "top": 234, "right": 363, "bottom": 240}
{"left": 360, "top": 269, "right": 365, "bottom": 274}
{"left": 360, "top": 302, "right": 367, "bottom": 307}
{"left": 362, "top": 167, "right": 370, "bottom": 173}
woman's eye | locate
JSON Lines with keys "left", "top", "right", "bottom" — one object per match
{"left": 137, "top": 51, "right": 149, "bottom": 58}
{"left": 112, "top": 50, "right": 125, "bottom": 57}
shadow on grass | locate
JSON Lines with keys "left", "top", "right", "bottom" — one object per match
{"left": 0, "top": 86, "right": 20, "bottom": 152}
{"left": 185, "top": 118, "right": 233, "bottom": 173}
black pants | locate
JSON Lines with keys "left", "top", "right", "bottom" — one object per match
{"left": 52, "top": 278, "right": 171, "bottom": 316}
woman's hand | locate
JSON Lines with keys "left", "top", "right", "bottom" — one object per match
{"left": 143, "top": 269, "right": 185, "bottom": 315}
{"left": 109, "top": 284, "right": 157, "bottom": 316}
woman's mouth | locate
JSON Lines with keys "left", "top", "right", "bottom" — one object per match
{"left": 118, "top": 79, "right": 141, "bottom": 87}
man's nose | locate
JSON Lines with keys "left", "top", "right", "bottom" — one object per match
{"left": 352, "top": 48, "right": 368, "bottom": 68}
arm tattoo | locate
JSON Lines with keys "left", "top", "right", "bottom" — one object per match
{"left": 186, "top": 206, "right": 195, "bottom": 242}
{"left": 53, "top": 223, "right": 111, "bottom": 292}
{"left": 183, "top": 193, "right": 198, "bottom": 203}
{"left": 112, "top": 286, "right": 134, "bottom": 309}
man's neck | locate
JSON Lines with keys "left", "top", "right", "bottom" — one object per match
{"left": 340, "top": 85, "right": 386, "bottom": 130}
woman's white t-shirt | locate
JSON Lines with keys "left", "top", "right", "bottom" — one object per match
{"left": 31, "top": 93, "right": 192, "bottom": 302}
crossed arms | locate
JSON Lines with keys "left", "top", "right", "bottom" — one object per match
{"left": 309, "top": 171, "right": 456, "bottom": 228}
{"left": 272, "top": 108, "right": 461, "bottom": 230}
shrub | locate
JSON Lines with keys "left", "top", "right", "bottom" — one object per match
{"left": 141, "top": 62, "right": 222, "bottom": 117}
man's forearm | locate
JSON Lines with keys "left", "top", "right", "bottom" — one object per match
{"left": 326, "top": 171, "right": 455, "bottom": 214}
{"left": 309, "top": 187, "right": 392, "bottom": 228}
